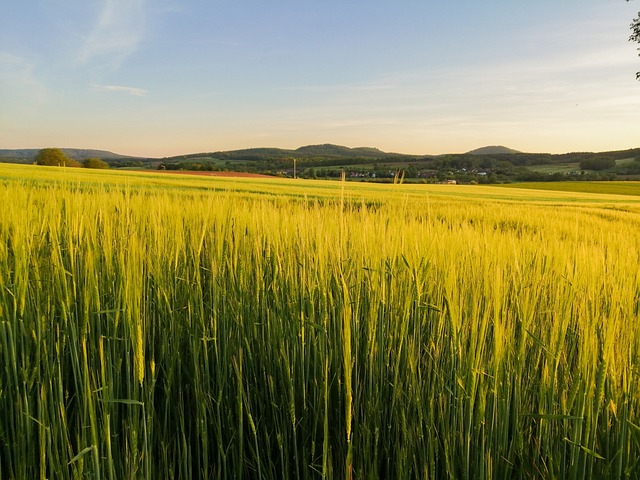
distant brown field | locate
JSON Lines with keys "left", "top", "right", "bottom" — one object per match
{"left": 152, "top": 169, "right": 273, "bottom": 178}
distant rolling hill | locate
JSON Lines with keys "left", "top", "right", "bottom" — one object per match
{"left": 0, "top": 148, "right": 147, "bottom": 164}
{"left": 294, "top": 144, "right": 389, "bottom": 158}
{"left": 466, "top": 145, "right": 522, "bottom": 155}
{"left": 170, "top": 144, "right": 408, "bottom": 161}
{"left": 0, "top": 144, "right": 523, "bottom": 165}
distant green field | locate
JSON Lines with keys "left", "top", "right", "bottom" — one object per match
{"left": 525, "top": 158, "right": 636, "bottom": 176}
{"left": 498, "top": 181, "right": 640, "bottom": 196}
{"left": 615, "top": 157, "right": 637, "bottom": 166}
{"left": 526, "top": 163, "right": 580, "bottom": 174}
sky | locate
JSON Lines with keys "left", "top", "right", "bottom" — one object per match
{"left": 1, "top": 1, "right": 639, "bottom": 157}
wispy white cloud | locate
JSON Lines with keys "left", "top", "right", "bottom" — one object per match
{"left": 79, "top": 0, "right": 147, "bottom": 66}
{"left": 93, "top": 84, "right": 149, "bottom": 96}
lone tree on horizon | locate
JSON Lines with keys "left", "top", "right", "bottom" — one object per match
{"left": 34, "top": 148, "right": 80, "bottom": 167}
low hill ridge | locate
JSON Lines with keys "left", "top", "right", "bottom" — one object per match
{"left": 0, "top": 148, "right": 143, "bottom": 163}
{"left": 295, "top": 144, "right": 386, "bottom": 157}
{"left": 466, "top": 145, "right": 522, "bottom": 155}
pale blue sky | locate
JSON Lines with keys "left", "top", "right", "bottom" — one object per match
{"left": 1, "top": 1, "right": 638, "bottom": 157}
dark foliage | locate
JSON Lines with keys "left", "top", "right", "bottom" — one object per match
{"left": 579, "top": 157, "right": 616, "bottom": 171}
{"left": 630, "top": 1, "right": 640, "bottom": 79}
{"left": 35, "top": 148, "right": 80, "bottom": 167}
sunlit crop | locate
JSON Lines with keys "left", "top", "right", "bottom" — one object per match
{"left": 1, "top": 164, "right": 640, "bottom": 479}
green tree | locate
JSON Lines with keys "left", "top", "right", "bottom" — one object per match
{"left": 579, "top": 157, "right": 616, "bottom": 171}
{"left": 630, "top": 1, "right": 640, "bottom": 79}
{"left": 82, "top": 158, "right": 110, "bottom": 169}
{"left": 34, "top": 148, "right": 80, "bottom": 167}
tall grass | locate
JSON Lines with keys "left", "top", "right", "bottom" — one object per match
{"left": 1, "top": 165, "right": 640, "bottom": 478}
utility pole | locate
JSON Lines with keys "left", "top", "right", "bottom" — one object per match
{"left": 293, "top": 158, "right": 297, "bottom": 179}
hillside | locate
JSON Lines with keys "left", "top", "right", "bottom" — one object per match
{"left": 466, "top": 145, "right": 523, "bottom": 155}
{"left": 172, "top": 144, "right": 401, "bottom": 162}
{"left": 295, "top": 144, "right": 388, "bottom": 158}
{"left": 0, "top": 148, "right": 146, "bottom": 164}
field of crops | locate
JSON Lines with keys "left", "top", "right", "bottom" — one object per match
{"left": 499, "top": 181, "right": 640, "bottom": 197}
{"left": 2, "top": 164, "right": 640, "bottom": 479}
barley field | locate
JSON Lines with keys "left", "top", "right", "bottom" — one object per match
{"left": 498, "top": 181, "right": 640, "bottom": 197}
{"left": 1, "top": 163, "right": 640, "bottom": 479}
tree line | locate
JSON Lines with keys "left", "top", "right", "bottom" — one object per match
{"left": 35, "top": 148, "right": 109, "bottom": 169}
